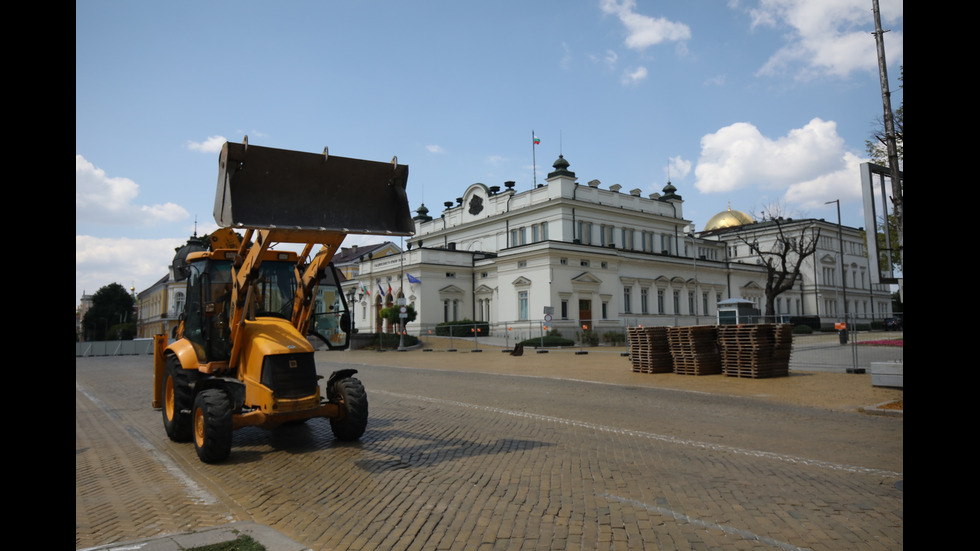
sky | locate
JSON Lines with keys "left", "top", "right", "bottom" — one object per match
{"left": 76, "top": 0, "right": 903, "bottom": 307}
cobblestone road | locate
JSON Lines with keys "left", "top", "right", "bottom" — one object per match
{"left": 76, "top": 350, "right": 902, "bottom": 550}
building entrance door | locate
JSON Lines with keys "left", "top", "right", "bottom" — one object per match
{"left": 579, "top": 299, "right": 592, "bottom": 330}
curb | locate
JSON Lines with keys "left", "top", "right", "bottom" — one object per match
{"left": 858, "top": 400, "right": 903, "bottom": 417}
{"left": 78, "top": 522, "right": 310, "bottom": 551}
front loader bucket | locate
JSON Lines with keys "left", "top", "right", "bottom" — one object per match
{"left": 214, "top": 140, "right": 414, "bottom": 236}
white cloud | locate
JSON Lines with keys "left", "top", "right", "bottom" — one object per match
{"left": 76, "top": 155, "right": 188, "bottom": 225}
{"left": 703, "top": 74, "right": 726, "bottom": 87}
{"left": 426, "top": 144, "right": 446, "bottom": 154}
{"left": 187, "top": 135, "right": 228, "bottom": 153}
{"left": 694, "top": 118, "right": 863, "bottom": 209}
{"left": 600, "top": 0, "right": 691, "bottom": 50}
{"left": 748, "top": 0, "right": 903, "bottom": 79}
{"left": 783, "top": 151, "right": 865, "bottom": 209}
{"left": 668, "top": 155, "right": 692, "bottom": 179}
{"left": 621, "top": 66, "right": 648, "bottom": 85}
{"left": 76, "top": 235, "right": 185, "bottom": 303}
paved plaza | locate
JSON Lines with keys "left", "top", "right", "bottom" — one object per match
{"left": 77, "top": 338, "right": 902, "bottom": 550}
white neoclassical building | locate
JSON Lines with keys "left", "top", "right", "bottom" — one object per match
{"left": 343, "top": 154, "right": 893, "bottom": 339}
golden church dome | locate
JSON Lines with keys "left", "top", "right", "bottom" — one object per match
{"left": 704, "top": 206, "right": 754, "bottom": 231}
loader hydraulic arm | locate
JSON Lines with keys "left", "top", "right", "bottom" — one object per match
{"left": 226, "top": 227, "right": 348, "bottom": 369}
{"left": 291, "top": 234, "right": 346, "bottom": 335}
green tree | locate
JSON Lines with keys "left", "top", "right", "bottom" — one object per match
{"left": 83, "top": 283, "right": 136, "bottom": 340}
{"left": 379, "top": 304, "right": 417, "bottom": 329}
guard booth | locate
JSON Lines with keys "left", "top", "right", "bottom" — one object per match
{"left": 716, "top": 298, "right": 760, "bottom": 325}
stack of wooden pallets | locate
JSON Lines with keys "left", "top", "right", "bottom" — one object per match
{"left": 626, "top": 327, "right": 672, "bottom": 373}
{"left": 717, "top": 324, "right": 792, "bottom": 378}
{"left": 667, "top": 326, "right": 721, "bottom": 375}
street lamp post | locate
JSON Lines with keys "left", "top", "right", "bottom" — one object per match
{"left": 688, "top": 231, "right": 699, "bottom": 325}
{"left": 825, "top": 199, "right": 848, "bottom": 326}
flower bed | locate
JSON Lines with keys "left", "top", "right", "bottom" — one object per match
{"left": 858, "top": 339, "right": 903, "bottom": 347}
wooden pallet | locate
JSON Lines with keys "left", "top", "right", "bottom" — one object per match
{"left": 627, "top": 327, "right": 673, "bottom": 373}
{"left": 717, "top": 324, "right": 792, "bottom": 378}
{"left": 668, "top": 326, "right": 721, "bottom": 375}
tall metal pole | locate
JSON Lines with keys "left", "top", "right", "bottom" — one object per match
{"left": 871, "top": 0, "right": 903, "bottom": 274}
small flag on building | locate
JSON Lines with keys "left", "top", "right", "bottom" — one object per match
{"left": 377, "top": 282, "right": 385, "bottom": 297}
{"left": 361, "top": 283, "right": 369, "bottom": 295}
{"left": 407, "top": 273, "right": 421, "bottom": 284}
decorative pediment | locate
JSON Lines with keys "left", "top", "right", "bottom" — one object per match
{"left": 475, "top": 284, "right": 494, "bottom": 295}
{"left": 439, "top": 284, "right": 465, "bottom": 295}
{"left": 574, "top": 272, "right": 603, "bottom": 284}
{"left": 511, "top": 276, "right": 532, "bottom": 287}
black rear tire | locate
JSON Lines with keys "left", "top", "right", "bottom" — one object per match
{"left": 328, "top": 377, "right": 368, "bottom": 441}
{"left": 193, "top": 389, "right": 233, "bottom": 463}
{"left": 162, "top": 355, "right": 196, "bottom": 442}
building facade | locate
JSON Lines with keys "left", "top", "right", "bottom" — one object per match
{"left": 342, "top": 155, "right": 893, "bottom": 339}
{"left": 136, "top": 236, "right": 207, "bottom": 339}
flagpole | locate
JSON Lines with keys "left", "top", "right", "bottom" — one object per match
{"left": 532, "top": 130, "right": 537, "bottom": 188}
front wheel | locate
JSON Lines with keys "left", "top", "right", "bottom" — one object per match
{"left": 193, "top": 389, "right": 233, "bottom": 463}
{"left": 328, "top": 377, "right": 368, "bottom": 441}
{"left": 162, "top": 355, "right": 196, "bottom": 442}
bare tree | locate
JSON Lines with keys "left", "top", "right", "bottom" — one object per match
{"left": 736, "top": 210, "right": 821, "bottom": 318}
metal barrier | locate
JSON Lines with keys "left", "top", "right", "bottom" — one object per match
{"left": 76, "top": 339, "right": 156, "bottom": 357}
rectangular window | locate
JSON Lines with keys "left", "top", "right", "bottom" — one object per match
{"left": 518, "top": 291, "right": 529, "bottom": 321}
{"left": 688, "top": 292, "right": 695, "bottom": 314}
{"left": 640, "top": 288, "right": 649, "bottom": 314}
{"left": 702, "top": 292, "right": 709, "bottom": 314}
{"left": 658, "top": 290, "right": 665, "bottom": 314}
{"left": 623, "top": 287, "right": 632, "bottom": 314}
{"left": 602, "top": 225, "right": 615, "bottom": 246}
{"left": 673, "top": 290, "right": 680, "bottom": 313}
{"left": 541, "top": 221, "right": 548, "bottom": 241}
{"left": 520, "top": 227, "right": 527, "bottom": 245}
{"left": 621, "top": 228, "right": 634, "bottom": 250}
{"left": 532, "top": 224, "right": 539, "bottom": 242}
{"left": 561, "top": 299, "right": 568, "bottom": 319}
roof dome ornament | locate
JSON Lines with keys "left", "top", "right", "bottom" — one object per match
{"left": 659, "top": 180, "right": 681, "bottom": 201}
{"left": 413, "top": 203, "right": 432, "bottom": 222}
{"left": 547, "top": 154, "right": 575, "bottom": 179}
{"left": 704, "top": 203, "right": 754, "bottom": 231}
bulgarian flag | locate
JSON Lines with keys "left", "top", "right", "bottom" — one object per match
{"left": 533, "top": 135, "right": 540, "bottom": 145}
{"left": 361, "top": 283, "right": 369, "bottom": 296}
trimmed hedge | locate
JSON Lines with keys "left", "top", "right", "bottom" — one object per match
{"left": 518, "top": 335, "right": 575, "bottom": 348}
{"left": 435, "top": 319, "right": 490, "bottom": 337}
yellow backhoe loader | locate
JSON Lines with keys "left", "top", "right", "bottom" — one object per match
{"left": 152, "top": 138, "right": 413, "bottom": 463}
